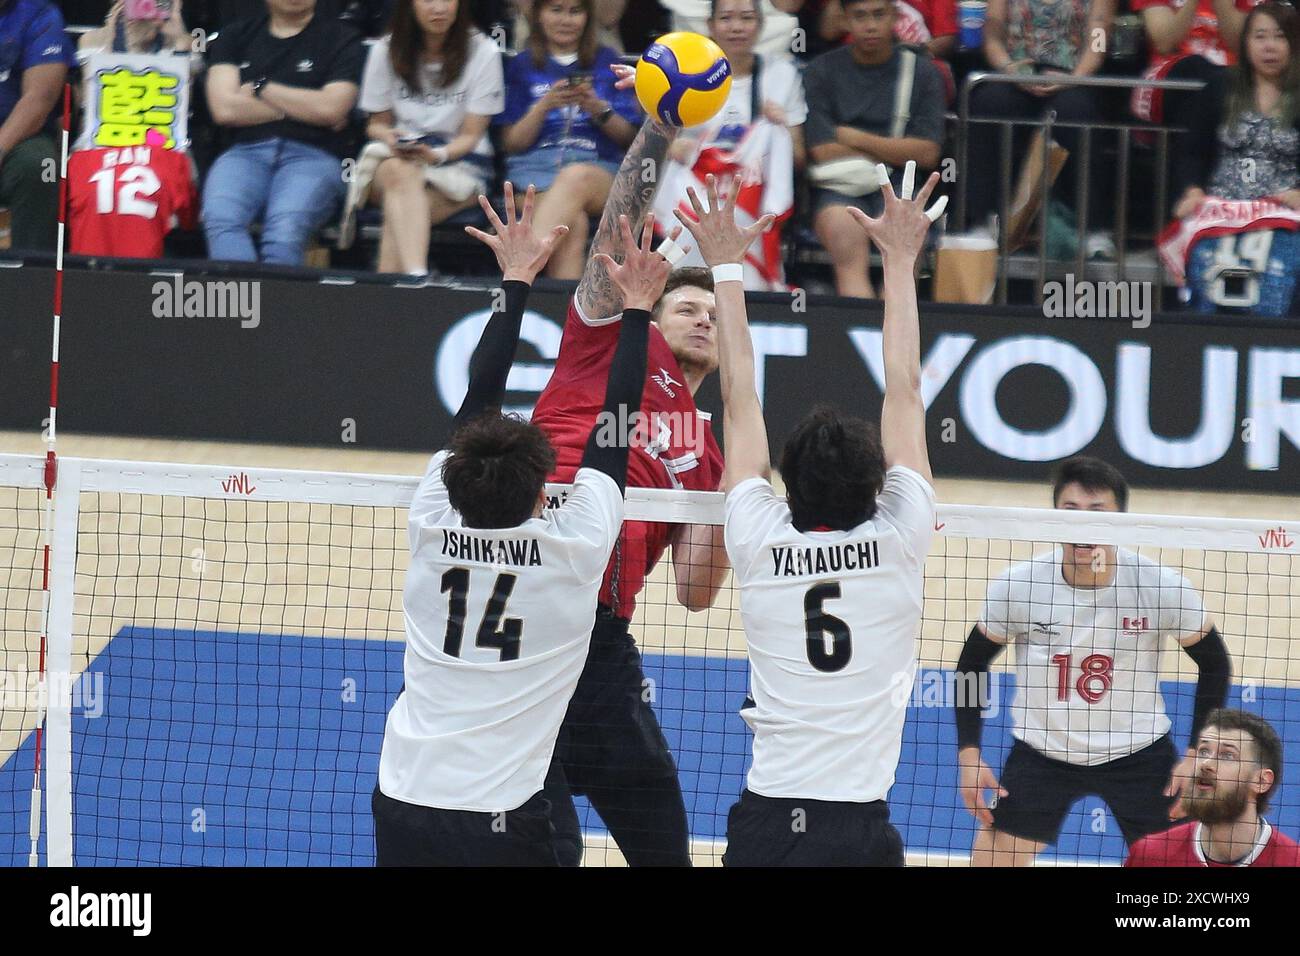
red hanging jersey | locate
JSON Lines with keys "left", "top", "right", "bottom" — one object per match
{"left": 530, "top": 297, "right": 724, "bottom": 620}
{"left": 68, "top": 146, "right": 198, "bottom": 258}
{"left": 1126, "top": 820, "right": 1300, "bottom": 867}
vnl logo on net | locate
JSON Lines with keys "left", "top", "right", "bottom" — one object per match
{"left": 152, "top": 275, "right": 261, "bottom": 328}
{"left": 0, "top": 670, "right": 105, "bottom": 718}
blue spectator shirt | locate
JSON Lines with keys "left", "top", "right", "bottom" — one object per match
{"left": 0, "top": 0, "right": 75, "bottom": 124}
{"left": 496, "top": 46, "right": 640, "bottom": 166}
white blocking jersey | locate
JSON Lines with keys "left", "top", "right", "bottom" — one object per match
{"left": 980, "top": 547, "right": 1207, "bottom": 766}
{"left": 378, "top": 450, "right": 622, "bottom": 812}
{"left": 725, "top": 467, "right": 936, "bottom": 802}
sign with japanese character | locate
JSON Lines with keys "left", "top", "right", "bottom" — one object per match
{"left": 79, "top": 53, "right": 190, "bottom": 152}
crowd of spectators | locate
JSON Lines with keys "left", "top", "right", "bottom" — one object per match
{"left": 0, "top": 0, "right": 1295, "bottom": 310}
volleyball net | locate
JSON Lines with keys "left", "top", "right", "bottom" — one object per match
{"left": 1, "top": 453, "right": 1295, "bottom": 866}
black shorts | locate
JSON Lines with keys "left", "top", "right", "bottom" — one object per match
{"left": 990, "top": 734, "right": 1178, "bottom": 846}
{"left": 553, "top": 608, "right": 680, "bottom": 795}
{"left": 544, "top": 607, "right": 690, "bottom": 867}
{"left": 723, "top": 789, "right": 904, "bottom": 867}
{"left": 372, "top": 787, "right": 558, "bottom": 866}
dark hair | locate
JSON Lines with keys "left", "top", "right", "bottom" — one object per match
{"left": 709, "top": 0, "right": 764, "bottom": 23}
{"left": 1226, "top": 1, "right": 1299, "bottom": 129}
{"left": 1051, "top": 456, "right": 1129, "bottom": 512}
{"left": 388, "top": 0, "right": 475, "bottom": 92}
{"left": 1203, "top": 708, "right": 1284, "bottom": 814}
{"left": 442, "top": 413, "right": 557, "bottom": 528}
{"left": 528, "top": 0, "right": 599, "bottom": 69}
{"left": 780, "top": 405, "right": 886, "bottom": 532}
{"left": 653, "top": 266, "right": 714, "bottom": 319}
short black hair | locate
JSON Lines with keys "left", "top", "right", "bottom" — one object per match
{"left": 442, "top": 413, "right": 557, "bottom": 529}
{"left": 1203, "top": 708, "right": 1284, "bottom": 815}
{"left": 841, "top": 0, "right": 895, "bottom": 10}
{"left": 1051, "top": 455, "right": 1129, "bottom": 512}
{"left": 653, "top": 266, "right": 713, "bottom": 320}
{"left": 780, "top": 405, "right": 886, "bottom": 532}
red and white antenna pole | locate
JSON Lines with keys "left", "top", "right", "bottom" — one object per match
{"left": 30, "top": 83, "right": 72, "bottom": 867}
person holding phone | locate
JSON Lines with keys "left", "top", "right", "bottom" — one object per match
{"left": 78, "top": 0, "right": 192, "bottom": 58}
{"left": 358, "top": 0, "right": 505, "bottom": 275}
{"left": 496, "top": 0, "right": 640, "bottom": 279}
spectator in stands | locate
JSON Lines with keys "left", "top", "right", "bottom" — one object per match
{"left": 1173, "top": 1, "right": 1299, "bottom": 215}
{"left": 0, "top": 0, "right": 74, "bottom": 252}
{"left": 1161, "top": 1, "right": 1299, "bottom": 314}
{"left": 820, "top": 0, "right": 959, "bottom": 102}
{"left": 496, "top": 0, "right": 638, "bottom": 280}
{"left": 654, "top": 0, "right": 807, "bottom": 289}
{"left": 804, "top": 0, "right": 945, "bottom": 297}
{"left": 202, "top": 0, "right": 363, "bottom": 264}
{"left": 78, "top": 0, "right": 194, "bottom": 56}
{"left": 355, "top": 0, "right": 504, "bottom": 275}
{"left": 964, "top": 0, "right": 1117, "bottom": 256}
{"left": 1130, "top": 0, "right": 1262, "bottom": 203}
{"left": 512, "top": 0, "right": 626, "bottom": 49}
{"left": 663, "top": 0, "right": 806, "bottom": 60}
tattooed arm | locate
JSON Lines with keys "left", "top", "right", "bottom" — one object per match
{"left": 575, "top": 118, "right": 680, "bottom": 322}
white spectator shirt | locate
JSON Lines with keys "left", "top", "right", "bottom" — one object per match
{"left": 980, "top": 548, "right": 1208, "bottom": 766}
{"left": 359, "top": 32, "right": 504, "bottom": 159}
{"left": 378, "top": 450, "right": 622, "bottom": 811}
{"left": 686, "top": 56, "right": 808, "bottom": 137}
{"left": 725, "top": 467, "right": 936, "bottom": 802}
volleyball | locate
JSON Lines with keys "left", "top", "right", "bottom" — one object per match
{"left": 634, "top": 32, "right": 732, "bottom": 128}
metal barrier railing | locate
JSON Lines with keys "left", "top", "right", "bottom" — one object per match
{"left": 956, "top": 72, "right": 1207, "bottom": 304}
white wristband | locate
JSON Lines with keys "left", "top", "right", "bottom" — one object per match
{"left": 711, "top": 262, "right": 744, "bottom": 284}
{"left": 655, "top": 236, "right": 686, "bottom": 265}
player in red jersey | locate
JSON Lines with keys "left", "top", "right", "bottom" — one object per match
{"left": 1126, "top": 709, "right": 1299, "bottom": 867}
{"left": 68, "top": 145, "right": 197, "bottom": 258}
{"left": 529, "top": 72, "right": 732, "bottom": 868}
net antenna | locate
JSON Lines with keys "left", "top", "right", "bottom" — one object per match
{"left": 28, "top": 83, "right": 73, "bottom": 867}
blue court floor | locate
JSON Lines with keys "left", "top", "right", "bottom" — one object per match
{"left": 3, "top": 626, "right": 1296, "bottom": 865}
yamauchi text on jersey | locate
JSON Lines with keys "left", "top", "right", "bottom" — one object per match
{"left": 771, "top": 541, "right": 882, "bottom": 577}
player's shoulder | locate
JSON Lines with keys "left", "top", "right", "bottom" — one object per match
{"left": 881, "top": 464, "right": 935, "bottom": 498}
{"left": 569, "top": 294, "right": 621, "bottom": 329}
{"left": 1000, "top": 549, "right": 1060, "bottom": 585}
{"left": 726, "top": 475, "right": 781, "bottom": 509}
{"left": 1122, "top": 548, "right": 1193, "bottom": 589}
{"left": 1128, "top": 821, "right": 1196, "bottom": 865}
{"left": 1268, "top": 826, "right": 1300, "bottom": 861}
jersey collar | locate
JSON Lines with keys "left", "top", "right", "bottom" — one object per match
{"left": 1194, "top": 819, "right": 1272, "bottom": 866}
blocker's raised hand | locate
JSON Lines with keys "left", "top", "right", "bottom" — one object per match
{"left": 673, "top": 173, "right": 775, "bottom": 268}
{"left": 592, "top": 214, "right": 685, "bottom": 313}
{"left": 465, "top": 181, "right": 569, "bottom": 284}
{"left": 846, "top": 161, "right": 948, "bottom": 264}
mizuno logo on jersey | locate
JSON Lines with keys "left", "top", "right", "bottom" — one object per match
{"left": 1032, "top": 621, "right": 1061, "bottom": 636}
{"left": 1121, "top": 616, "right": 1150, "bottom": 635}
{"left": 440, "top": 529, "right": 542, "bottom": 566}
{"left": 771, "top": 541, "right": 880, "bottom": 577}
{"left": 297, "top": 59, "right": 314, "bottom": 72}
{"left": 651, "top": 367, "right": 682, "bottom": 398}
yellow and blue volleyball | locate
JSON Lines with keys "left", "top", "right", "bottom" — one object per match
{"left": 635, "top": 32, "right": 732, "bottom": 128}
